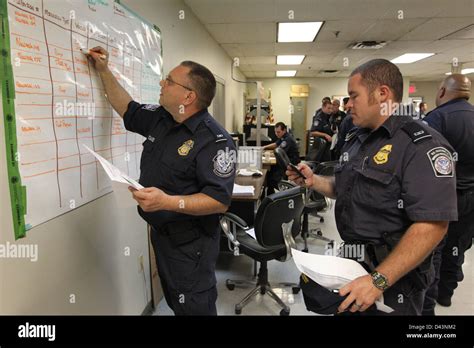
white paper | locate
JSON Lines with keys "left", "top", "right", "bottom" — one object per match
{"left": 237, "top": 169, "right": 263, "bottom": 177}
{"left": 291, "top": 248, "right": 394, "bottom": 313}
{"left": 232, "top": 183, "right": 255, "bottom": 196}
{"left": 82, "top": 144, "right": 144, "bottom": 190}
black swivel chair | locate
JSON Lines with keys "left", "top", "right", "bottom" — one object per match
{"left": 219, "top": 186, "right": 305, "bottom": 315}
{"left": 274, "top": 148, "right": 335, "bottom": 251}
{"left": 306, "top": 135, "right": 331, "bottom": 163}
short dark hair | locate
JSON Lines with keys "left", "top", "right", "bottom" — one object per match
{"left": 322, "top": 96, "right": 331, "bottom": 103}
{"left": 419, "top": 102, "right": 427, "bottom": 108}
{"left": 180, "top": 61, "right": 216, "bottom": 109}
{"left": 343, "top": 97, "right": 350, "bottom": 105}
{"left": 322, "top": 100, "right": 332, "bottom": 107}
{"left": 350, "top": 59, "right": 403, "bottom": 103}
{"left": 275, "top": 122, "right": 287, "bottom": 130}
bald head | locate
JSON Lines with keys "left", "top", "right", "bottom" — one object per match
{"left": 436, "top": 74, "right": 471, "bottom": 107}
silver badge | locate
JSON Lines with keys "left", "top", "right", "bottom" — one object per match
{"left": 213, "top": 151, "right": 234, "bottom": 178}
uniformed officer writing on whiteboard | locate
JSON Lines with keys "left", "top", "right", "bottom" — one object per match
{"left": 87, "top": 47, "right": 236, "bottom": 315}
{"left": 288, "top": 59, "right": 457, "bottom": 315}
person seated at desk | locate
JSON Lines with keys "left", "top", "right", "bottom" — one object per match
{"left": 263, "top": 122, "right": 300, "bottom": 195}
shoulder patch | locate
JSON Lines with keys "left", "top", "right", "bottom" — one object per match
{"left": 401, "top": 121, "right": 432, "bottom": 144}
{"left": 427, "top": 147, "right": 454, "bottom": 178}
{"left": 205, "top": 118, "right": 227, "bottom": 143}
{"left": 213, "top": 151, "right": 235, "bottom": 178}
{"left": 280, "top": 140, "right": 287, "bottom": 148}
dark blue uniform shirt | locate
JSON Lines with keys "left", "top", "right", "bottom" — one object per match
{"left": 123, "top": 101, "right": 236, "bottom": 229}
{"left": 310, "top": 111, "right": 334, "bottom": 136}
{"left": 335, "top": 115, "right": 458, "bottom": 244}
{"left": 424, "top": 98, "right": 474, "bottom": 190}
{"left": 276, "top": 132, "right": 300, "bottom": 164}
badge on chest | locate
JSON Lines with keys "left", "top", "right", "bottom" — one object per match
{"left": 178, "top": 140, "right": 194, "bottom": 156}
{"left": 373, "top": 144, "right": 392, "bottom": 165}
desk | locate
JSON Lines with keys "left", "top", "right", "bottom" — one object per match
{"left": 229, "top": 169, "right": 267, "bottom": 226}
{"left": 262, "top": 150, "right": 276, "bottom": 171}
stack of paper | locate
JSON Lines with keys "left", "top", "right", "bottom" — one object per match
{"left": 291, "top": 248, "right": 393, "bottom": 313}
{"left": 82, "top": 144, "right": 144, "bottom": 190}
{"left": 232, "top": 183, "right": 255, "bottom": 196}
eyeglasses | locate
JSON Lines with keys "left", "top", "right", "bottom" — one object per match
{"left": 164, "top": 75, "right": 193, "bottom": 91}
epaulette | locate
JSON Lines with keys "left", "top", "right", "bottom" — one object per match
{"left": 401, "top": 121, "right": 432, "bottom": 144}
{"left": 204, "top": 117, "right": 227, "bottom": 143}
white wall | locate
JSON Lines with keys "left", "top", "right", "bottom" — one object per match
{"left": 122, "top": 0, "right": 247, "bottom": 133}
{"left": 247, "top": 77, "right": 410, "bottom": 129}
{"left": 0, "top": 0, "right": 246, "bottom": 314}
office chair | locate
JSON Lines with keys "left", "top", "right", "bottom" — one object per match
{"left": 219, "top": 186, "right": 305, "bottom": 315}
{"left": 274, "top": 148, "right": 335, "bottom": 251}
{"left": 306, "top": 135, "right": 331, "bottom": 163}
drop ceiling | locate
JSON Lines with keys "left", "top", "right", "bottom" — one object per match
{"left": 184, "top": 0, "right": 474, "bottom": 81}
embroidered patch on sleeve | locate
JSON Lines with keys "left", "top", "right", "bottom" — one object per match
{"left": 427, "top": 147, "right": 454, "bottom": 177}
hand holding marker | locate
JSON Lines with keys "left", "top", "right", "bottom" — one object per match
{"left": 80, "top": 48, "right": 107, "bottom": 60}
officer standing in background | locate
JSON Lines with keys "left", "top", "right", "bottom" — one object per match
{"left": 334, "top": 97, "right": 356, "bottom": 156}
{"left": 288, "top": 59, "right": 457, "bottom": 315}
{"left": 263, "top": 122, "right": 300, "bottom": 194}
{"left": 87, "top": 47, "right": 235, "bottom": 315}
{"left": 310, "top": 100, "right": 334, "bottom": 143}
{"left": 422, "top": 74, "right": 474, "bottom": 314}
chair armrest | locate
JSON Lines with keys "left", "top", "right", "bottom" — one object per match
{"left": 280, "top": 219, "right": 297, "bottom": 262}
{"left": 219, "top": 212, "right": 249, "bottom": 255}
{"left": 221, "top": 212, "right": 248, "bottom": 229}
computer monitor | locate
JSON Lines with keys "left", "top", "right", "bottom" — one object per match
{"left": 247, "top": 127, "right": 271, "bottom": 141}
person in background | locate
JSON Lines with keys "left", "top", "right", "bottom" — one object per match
{"left": 334, "top": 97, "right": 356, "bottom": 157}
{"left": 331, "top": 98, "right": 347, "bottom": 131}
{"left": 263, "top": 122, "right": 300, "bottom": 195}
{"left": 310, "top": 100, "right": 334, "bottom": 143}
{"left": 312, "top": 96, "right": 331, "bottom": 122}
{"left": 422, "top": 74, "right": 474, "bottom": 314}
{"left": 418, "top": 102, "right": 428, "bottom": 119}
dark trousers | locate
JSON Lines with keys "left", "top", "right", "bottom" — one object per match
{"left": 423, "top": 189, "right": 474, "bottom": 314}
{"left": 150, "top": 225, "right": 220, "bottom": 315}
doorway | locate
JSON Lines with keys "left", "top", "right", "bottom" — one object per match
{"left": 291, "top": 97, "right": 307, "bottom": 157}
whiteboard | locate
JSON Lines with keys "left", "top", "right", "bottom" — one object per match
{"left": 3, "top": 0, "right": 162, "bottom": 235}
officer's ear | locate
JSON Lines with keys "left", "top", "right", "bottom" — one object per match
{"left": 438, "top": 87, "right": 446, "bottom": 99}
{"left": 183, "top": 90, "right": 197, "bottom": 106}
{"left": 378, "top": 85, "right": 391, "bottom": 103}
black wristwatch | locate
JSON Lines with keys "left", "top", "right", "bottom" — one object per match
{"left": 370, "top": 271, "right": 389, "bottom": 291}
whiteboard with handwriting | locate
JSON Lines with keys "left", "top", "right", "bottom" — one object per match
{"left": 6, "top": 0, "right": 162, "bottom": 229}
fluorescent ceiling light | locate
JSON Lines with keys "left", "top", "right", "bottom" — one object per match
{"left": 445, "top": 68, "right": 474, "bottom": 75}
{"left": 277, "top": 55, "right": 305, "bottom": 65}
{"left": 276, "top": 70, "right": 297, "bottom": 77}
{"left": 391, "top": 53, "right": 434, "bottom": 64}
{"left": 278, "top": 22, "right": 323, "bottom": 42}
